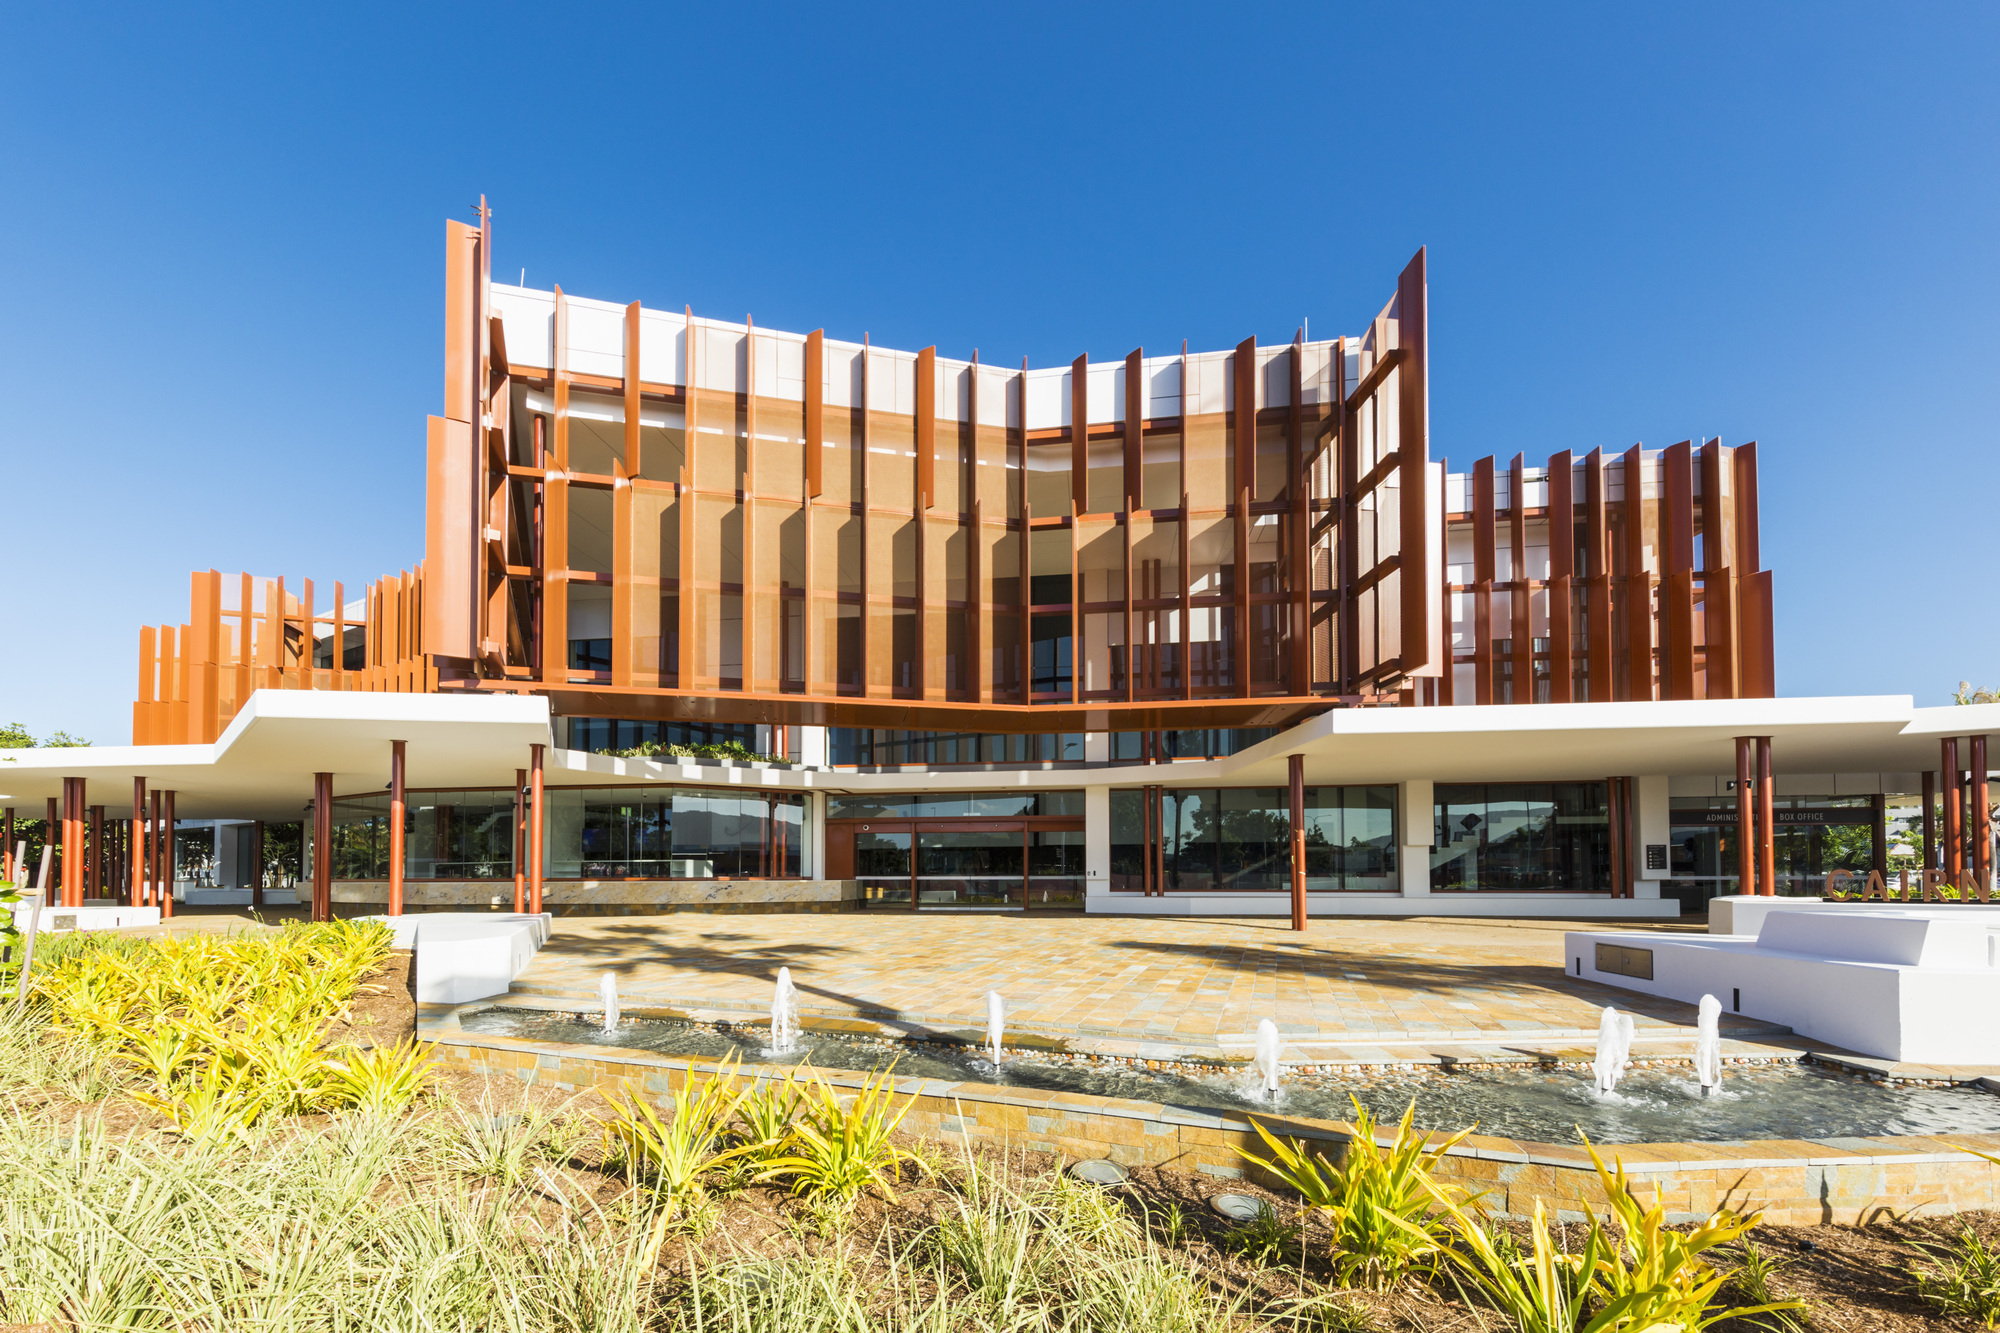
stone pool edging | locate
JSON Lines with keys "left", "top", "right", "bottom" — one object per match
{"left": 486, "top": 999, "right": 1799, "bottom": 1079}
{"left": 490, "top": 989, "right": 1807, "bottom": 1076}
{"left": 429, "top": 1021, "right": 2000, "bottom": 1226}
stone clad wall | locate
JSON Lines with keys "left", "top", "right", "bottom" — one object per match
{"left": 434, "top": 1032, "right": 2000, "bottom": 1225}
{"left": 334, "top": 879, "right": 860, "bottom": 915}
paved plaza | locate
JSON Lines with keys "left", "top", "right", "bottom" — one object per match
{"left": 499, "top": 910, "right": 1826, "bottom": 1070}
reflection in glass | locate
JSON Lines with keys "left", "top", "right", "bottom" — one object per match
{"left": 1429, "top": 783, "right": 1607, "bottom": 891}
{"left": 1109, "top": 786, "right": 1398, "bottom": 893}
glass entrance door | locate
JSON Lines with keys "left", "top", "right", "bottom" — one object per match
{"left": 839, "top": 819, "right": 1085, "bottom": 911}
{"left": 919, "top": 824, "right": 1024, "bottom": 909}
{"left": 855, "top": 826, "right": 914, "bottom": 909}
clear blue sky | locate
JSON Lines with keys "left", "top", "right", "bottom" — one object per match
{"left": 3, "top": 4, "right": 1995, "bottom": 745}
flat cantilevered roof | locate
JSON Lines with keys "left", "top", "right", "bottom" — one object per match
{"left": 2, "top": 691, "right": 1995, "bottom": 821}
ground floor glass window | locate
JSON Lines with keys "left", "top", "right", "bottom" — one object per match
{"left": 1109, "top": 786, "right": 1397, "bottom": 892}
{"left": 1430, "top": 783, "right": 1609, "bottom": 891}
{"left": 326, "top": 784, "right": 807, "bottom": 881}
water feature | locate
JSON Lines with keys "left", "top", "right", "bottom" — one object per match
{"left": 769, "top": 968, "right": 801, "bottom": 1056}
{"left": 597, "top": 973, "right": 620, "bottom": 1034}
{"left": 985, "top": 991, "right": 1005, "bottom": 1066}
{"left": 1592, "top": 1006, "right": 1634, "bottom": 1095}
{"left": 1694, "top": 994, "right": 1723, "bottom": 1096}
{"left": 1253, "top": 1019, "right": 1282, "bottom": 1101}
{"left": 457, "top": 1006, "right": 2000, "bottom": 1145}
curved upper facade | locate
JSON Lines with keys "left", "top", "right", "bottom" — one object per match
{"left": 129, "top": 204, "right": 1769, "bottom": 745}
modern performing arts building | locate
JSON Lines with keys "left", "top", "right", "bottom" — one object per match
{"left": 5, "top": 203, "right": 1992, "bottom": 924}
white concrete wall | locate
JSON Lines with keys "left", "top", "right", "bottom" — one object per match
{"left": 1635, "top": 774, "right": 1668, "bottom": 897}
{"left": 1398, "top": 779, "right": 1433, "bottom": 898}
{"left": 1084, "top": 784, "right": 1111, "bottom": 904}
{"left": 1568, "top": 912, "right": 2000, "bottom": 1063}
{"left": 808, "top": 791, "right": 826, "bottom": 881}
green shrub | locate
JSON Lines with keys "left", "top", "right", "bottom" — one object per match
{"left": 31, "top": 920, "right": 399, "bottom": 1129}
{"left": 1237, "top": 1098, "right": 1475, "bottom": 1289}
{"left": 756, "top": 1066, "right": 913, "bottom": 1208}
{"left": 600, "top": 1062, "right": 752, "bottom": 1214}
{"left": 320, "top": 1039, "right": 438, "bottom": 1115}
{"left": 1433, "top": 1139, "right": 1803, "bottom": 1333}
{"left": 1221, "top": 1200, "right": 1301, "bottom": 1266}
{"left": 1913, "top": 1227, "right": 2000, "bottom": 1326}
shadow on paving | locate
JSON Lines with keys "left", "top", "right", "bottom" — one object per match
{"left": 526, "top": 931, "right": 903, "bottom": 1020}
{"left": 1095, "top": 938, "right": 1770, "bottom": 1034}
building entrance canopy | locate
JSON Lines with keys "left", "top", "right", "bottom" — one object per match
{"left": 4, "top": 689, "right": 1997, "bottom": 821}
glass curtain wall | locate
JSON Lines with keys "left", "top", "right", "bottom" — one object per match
{"left": 328, "top": 786, "right": 807, "bottom": 880}
{"left": 827, "top": 792, "right": 1083, "bottom": 820}
{"left": 331, "top": 791, "right": 515, "bottom": 881}
{"left": 827, "top": 730, "right": 1085, "bottom": 766}
{"left": 1108, "top": 786, "right": 1397, "bottom": 892}
{"left": 1107, "top": 728, "right": 1277, "bottom": 761}
{"left": 1429, "top": 783, "right": 1608, "bottom": 891}
{"left": 546, "top": 788, "right": 805, "bottom": 879}
{"left": 1665, "top": 795, "right": 1879, "bottom": 908}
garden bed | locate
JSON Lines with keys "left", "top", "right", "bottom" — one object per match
{"left": 1, "top": 922, "right": 1997, "bottom": 1329}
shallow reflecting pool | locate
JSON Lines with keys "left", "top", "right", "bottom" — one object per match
{"left": 459, "top": 1007, "right": 2000, "bottom": 1145}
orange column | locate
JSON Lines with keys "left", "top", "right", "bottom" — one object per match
{"left": 160, "top": 790, "right": 177, "bottom": 917}
{"left": 1735, "top": 738, "right": 1756, "bottom": 896}
{"left": 61, "top": 778, "right": 86, "bottom": 908}
{"left": 1755, "top": 737, "right": 1775, "bottom": 897}
{"left": 1288, "top": 754, "right": 1307, "bottom": 932}
{"left": 312, "top": 772, "right": 333, "bottom": 922}
{"left": 528, "top": 744, "right": 545, "bottom": 915}
{"left": 512, "top": 767, "right": 526, "bottom": 913}
{"left": 387, "top": 740, "right": 407, "bottom": 916}
{"left": 3, "top": 807, "right": 12, "bottom": 883}
{"left": 1603, "top": 778, "right": 1621, "bottom": 897}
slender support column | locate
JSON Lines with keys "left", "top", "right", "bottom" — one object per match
{"left": 1943, "top": 737, "right": 1963, "bottom": 893}
{"left": 513, "top": 767, "right": 527, "bottom": 914}
{"left": 1735, "top": 738, "right": 1756, "bottom": 896}
{"left": 312, "top": 772, "right": 333, "bottom": 922}
{"left": 2, "top": 807, "right": 12, "bottom": 883}
{"left": 528, "top": 744, "right": 545, "bottom": 915}
{"left": 1755, "top": 737, "right": 1775, "bottom": 897}
{"left": 1974, "top": 735, "right": 1992, "bottom": 902}
{"left": 161, "top": 790, "right": 177, "bottom": 918}
{"left": 1607, "top": 777, "right": 1626, "bottom": 897}
{"left": 250, "top": 820, "right": 265, "bottom": 910}
{"left": 1288, "top": 754, "right": 1307, "bottom": 932}
{"left": 387, "top": 740, "right": 407, "bottom": 916}
{"left": 85, "top": 804, "right": 103, "bottom": 901}
{"left": 44, "top": 797, "right": 59, "bottom": 906}
{"left": 150, "top": 790, "right": 163, "bottom": 908}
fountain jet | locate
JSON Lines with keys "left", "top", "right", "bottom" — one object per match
{"left": 1593, "top": 1005, "right": 1634, "bottom": 1094}
{"left": 1253, "top": 1019, "right": 1283, "bottom": 1100}
{"left": 770, "top": 967, "right": 801, "bottom": 1055}
{"left": 598, "top": 972, "right": 620, "bottom": 1035}
{"left": 985, "top": 990, "right": 1005, "bottom": 1066}
{"left": 1694, "top": 993, "right": 1723, "bottom": 1096}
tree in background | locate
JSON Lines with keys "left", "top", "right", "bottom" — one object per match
{"left": 1955, "top": 682, "right": 2000, "bottom": 705}
{"left": 0, "top": 723, "right": 90, "bottom": 748}
{"left": 0, "top": 724, "right": 91, "bottom": 882}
